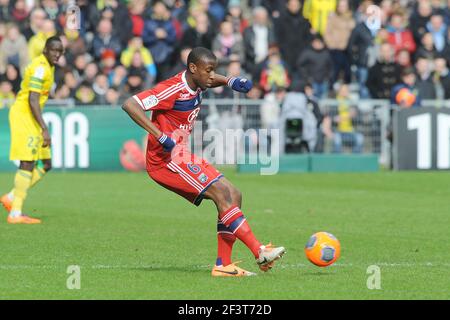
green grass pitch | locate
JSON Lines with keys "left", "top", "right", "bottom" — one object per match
{"left": 0, "top": 170, "right": 449, "bottom": 299}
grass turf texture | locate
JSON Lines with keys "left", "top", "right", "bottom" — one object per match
{"left": 0, "top": 170, "right": 449, "bottom": 299}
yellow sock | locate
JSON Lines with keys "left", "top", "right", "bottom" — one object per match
{"left": 9, "top": 167, "right": 46, "bottom": 197}
{"left": 30, "top": 167, "right": 46, "bottom": 187}
{"left": 10, "top": 170, "right": 33, "bottom": 215}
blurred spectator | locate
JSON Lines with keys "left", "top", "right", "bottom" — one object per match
{"left": 210, "top": 59, "right": 247, "bottom": 99}
{"left": 73, "top": 53, "right": 90, "bottom": 82}
{"left": 0, "top": 23, "right": 29, "bottom": 75}
{"left": 92, "top": 18, "right": 122, "bottom": 61}
{"left": 258, "top": 45, "right": 291, "bottom": 95}
{"left": 142, "top": 0, "right": 177, "bottom": 81}
{"left": 128, "top": 0, "right": 150, "bottom": 37}
{"left": 415, "top": 32, "right": 438, "bottom": 62}
{"left": 99, "top": 0, "right": 133, "bottom": 48}
{"left": 409, "top": 0, "right": 433, "bottom": 45}
{"left": 63, "top": 70, "right": 78, "bottom": 98}
{"left": 22, "top": 8, "right": 46, "bottom": 40}
{"left": 301, "top": 83, "right": 326, "bottom": 152}
{"left": 197, "top": 0, "right": 226, "bottom": 26}
{"left": 260, "top": 85, "right": 285, "bottom": 130}
{"left": 212, "top": 20, "right": 245, "bottom": 73}
{"left": 105, "top": 87, "right": 121, "bottom": 105}
{"left": 11, "top": 0, "right": 29, "bottom": 24}
{"left": 0, "top": 0, "right": 12, "bottom": 23}
{"left": 109, "top": 65, "right": 128, "bottom": 92}
{"left": 391, "top": 67, "right": 421, "bottom": 108}
{"left": 41, "top": 0, "right": 59, "bottom": 20}
{"left": 331, "top": 84, "right": 364, "bottom": 153}
{"left": 121, "top": 36, "right": 157, "bottom": 81}
{"left": 296, "top": 35, "right": 333, "bottom": 99}
{"left": 129, "top": 50, "right": 154, "bottom": 86}
{"left": 367, "top": 43, "right": 402, "bottom": 99}
{"left": 225, "top": 0, "right": 249, "bottom": 34}
{"left": 92, "top": 73, "right": 110, "bottom": 104}
{"left": 432, "top": 57, "right": 450, "bottom": 100}
{"left": 426, "top": 14, "right": 447, "bottom": 53}
{"left": 168, "top": 46, "right": 192, "bottom": 77}
{"left": 348, "top": 1, "right": 378, "bottom": 99}
{"left": 397, "top": 48, "right": 412, "bottom": 68}
{"left": 124, "top": 66, "right": 145, "bottom": 95}
{"left": 75, "top": 81, "right": 96, "bottom": 105}
{"left": 0, "top": 74, "right": 14, "bottom": 108}
{"left": 324, "top": 0, "right": 355, "bottom": 85}
{"left": 415, "top": 56, "right": 436, "bottom": 99}
{"left": 100, "top": 49, "right": 117, "bottom": 75}
{"left": 387, "top": 11, "right": 416, "bottom": 58}
{"left": 274, "top": 0, "right": 312, "bottom": 72}
{"left": 303, "top": 0, "right": 337, "bottom": 35}
{"left": 243, "top": 6, "right": 276, "bottom": 76}
{"left": 83, "top": 62, "right": 100, "bottom": 84}
{"left": 53, "top": 83, "right": 72, "bottom": 100}
{"left": 181, "top": 12, "right": 215, "bottom": 50}
{"left": 4, "top": 64, "right": 21, "bottom": 93}
{"left": 28, "top": 19, "right": 56, "bottom": 60}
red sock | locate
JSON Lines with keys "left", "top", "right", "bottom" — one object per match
{"left": 219, "top": 206, "right": 261, "bottom": 258}
{"left": 216, "top": 221, "right": 236, "bottom": 266}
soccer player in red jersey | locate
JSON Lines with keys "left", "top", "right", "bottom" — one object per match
{"left": 122, "top": 47, "right": 285, "bottom": 277}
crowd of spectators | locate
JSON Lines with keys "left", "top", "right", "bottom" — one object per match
{"left": 0, "top": 0, "right": 450, "bottom": 111}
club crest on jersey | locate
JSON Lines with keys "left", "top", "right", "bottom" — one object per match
{"left": 188, "top": 107, "right": 200, "bottom": 123}
{"left": 142, "top": 95, "right": 159, "bottom": 109}
{"left": 198, "top": 173, "right": 208, "bottom": 184}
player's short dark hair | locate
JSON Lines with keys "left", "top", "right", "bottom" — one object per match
{"left": 45, "top": 36, "right": 62, "bottom": 48}
{"left": 187, "top": 47, "right": 217, "bottom": 66}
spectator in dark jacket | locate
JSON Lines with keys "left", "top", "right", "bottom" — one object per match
{"left": 142, "top": 0, "right": 177, "bottom": 82}
{"left": 180, "top": 12, "right": 215, "bottom": 50}
{"left": 0, "top": 0, "right": 12, "bottom": 23}
{"left": 92, "top": 18, "right": 122, "bottom": 61}
{"left": 415, "top": 56, "right": 436, "bottom": 100}
{"left": 367, "top": 43, "right": 402, "bottom": 99}
{"left": 274, "top": 0, "right": 312, "bottom": 72}
{"left": 296, "top": 35, "right": 333, "bottom": 99}
{"left": 243, "top": 6, "right": 276, "bottom": 76}
{"left": 409, "top": 0, "right": 433, "bottom": 45}
{"left": 432, "top": 57, "right": 450, "bottom": 100}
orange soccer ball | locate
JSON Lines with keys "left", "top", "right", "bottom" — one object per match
{"left": 395, "top": 88, "right": 416, "bottom": 107}
{"left": 304, "top": 232, "right": 341, "bottom": 267}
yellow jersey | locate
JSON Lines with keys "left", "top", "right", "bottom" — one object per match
{"left": 12, "top": 54, "right": 54, "bottom": 116}
{"left": 303, "top": 0, "right": 337, "bottom": 35}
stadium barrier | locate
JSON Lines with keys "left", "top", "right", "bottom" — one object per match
{"left": 0, "top": 99, "right": 448, "bottom": 172}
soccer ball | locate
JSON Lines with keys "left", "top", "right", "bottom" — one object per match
{"left": 304, "top": 232, "right": 341, "bottom": 267}
{"left": 395, "top": 88, "right": 416, "bottom": 108}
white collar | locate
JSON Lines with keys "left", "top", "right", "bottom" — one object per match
{"left": 182, "top": 71, "right": 197, "bottom": 95}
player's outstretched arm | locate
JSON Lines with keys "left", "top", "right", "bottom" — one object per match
{"left": 122, "top": 97, "right": 176, "bottom": 152}
{"left": 211, "top": 74, "right": 253, "bottom": 93}
{"left": 29, "top": 92, "right": 51, "bottom": 147}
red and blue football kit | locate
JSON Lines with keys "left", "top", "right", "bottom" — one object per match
{"left": 132, "top": 71, "right": 223, "bottom": 206}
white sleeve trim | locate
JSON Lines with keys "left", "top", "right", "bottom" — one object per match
{"left": 132, "top": 95, "right": 145, "bottom": 110}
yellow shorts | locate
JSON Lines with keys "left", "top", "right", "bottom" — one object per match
{"left": 9, "top": 106, "right": 51, "bottom": 161}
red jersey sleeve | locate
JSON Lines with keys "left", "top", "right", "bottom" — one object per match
{"left": 132, "top": 77, "right": 184, "bottom": 111}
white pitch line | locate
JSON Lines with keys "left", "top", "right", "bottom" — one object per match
{"left": 1, "top": 262, "right": 450, "bottom": 270}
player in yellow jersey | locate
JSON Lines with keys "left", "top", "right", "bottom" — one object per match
{"left": 0, "top": 36, "right": 64, "bottom": 224}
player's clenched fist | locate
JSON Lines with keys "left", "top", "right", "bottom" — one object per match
{"left": 227, "top": 77, "right": 253, "bottom": 93}
{"left": 158, "top": 133, "right": 176, "bottom": 152}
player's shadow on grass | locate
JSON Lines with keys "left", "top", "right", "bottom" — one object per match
{"left": 130, "top": 265, "right": 209, "bottom": 273}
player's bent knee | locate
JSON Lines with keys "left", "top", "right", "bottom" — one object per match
{"left": 206, "top": 181, "right": 234, "bottom": 210}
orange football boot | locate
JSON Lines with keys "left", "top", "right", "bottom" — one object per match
{"left": 7, "top": 215, "right": 41, "bottom": 224}
{"left": 0, "top": 194, "right": 12, "bottom": 213}
{"left": 211, "top": 262, "right": 256, "bottom": 277}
